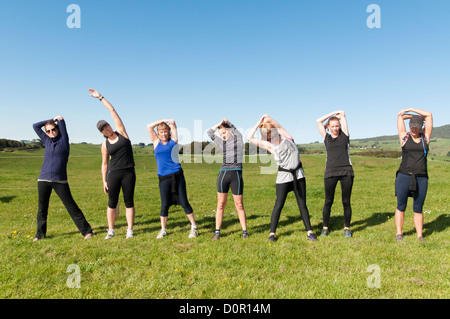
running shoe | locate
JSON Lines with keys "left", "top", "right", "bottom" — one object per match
{"left": 344, "top": 229, "right": 352, "bottom": 238}
{"left": 156, "top": 229, "right": 167, "bottom": 239}
{"left": 189, "top": 228, "right": 198, "bottom": 238}
{"left": 84, "top": 233, "right": 93, "bottom": 240}
{"left": 418, "top": 236, "right": 426, "bottom": 243}
{"left": 104, "top": 229, "right": 115, "bottom": 240}
{"left": 307, "top": 232, "right": 318, "bottom": 241}
{"left": 268, "top": 234, "right": 277, "bottom": 242}
{"left": 126, "top": 229, "right": 134, "bottom": 239}
{"left": 212, "top": 232, "right": 220, "bottom": 240}
{"left": 320, "top": 228, "right": 329, "bottom": 236}
{"left": 395, "top": 234, "right": 404, "bottom": 242}
{"left": 242, "top": 231, "right": 249, "bottom": 240}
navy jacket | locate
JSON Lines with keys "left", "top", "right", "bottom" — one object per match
{"left": 33, "top": 119, "right": 70, "bottom": 181}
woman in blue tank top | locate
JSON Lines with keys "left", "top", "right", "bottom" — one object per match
{"left": 147, "top": 119, "right": 198, "bottom": 239}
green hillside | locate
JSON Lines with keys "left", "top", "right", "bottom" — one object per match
{"left": 299, "top": 124, "right": 450, "bottom": 161}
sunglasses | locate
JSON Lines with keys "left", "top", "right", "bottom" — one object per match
{"left": 46, "top": 128, "right": 57, "bottom": 134}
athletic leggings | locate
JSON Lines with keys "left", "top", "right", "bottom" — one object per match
{"left": 106, "top": 167, "right": 136, "bottom": 208}
{"left": 36, "top": 181, "right": 92, "bottom": 239}
{"left": 322, "top": 175, "right": 354, "bottom": 228}
{"left": 159, "top": 171, "right": 193, "bottom": 217}
{"left": 270, "top": 178, "right": 312, "bottom": 233}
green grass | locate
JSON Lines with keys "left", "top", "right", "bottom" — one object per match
{"left": 0, "top": 145, "right": 448, "bottom": 299}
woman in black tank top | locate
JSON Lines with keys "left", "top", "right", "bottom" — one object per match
{"left": 90, "top": 89, "right": 136, "bottom": 240}
{"left": 395, "top": 108, "right": 433, "bottom": 243}
{"left": 317, "top": 110, "right": 354, "bottom": 237}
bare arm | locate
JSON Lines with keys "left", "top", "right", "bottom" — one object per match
{"left": 335, "top": 111, "right": 349, "bottom": 136}
{"left": 246, "top": 115, "right": 273, "bottom": 153}
{"left": 262, "top": 114, "right": 292, "bottom": 139}
{"left": 402, "top": 107, "right": 433, "bottom": 142}
{"left": 101, "top": 142, "right": 109, "bottom": 194}
{"left": 89, "top": 89, "right": 129, "bottom": 139}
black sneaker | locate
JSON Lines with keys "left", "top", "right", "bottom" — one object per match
{"left": 268, "top": 234, "right": 277, "bottom": 242}
{"left": 307, "top": 232, "right": 318, "bottom": 241}
{"left": 320, "top": 228, "right": 329, "bottom": 236}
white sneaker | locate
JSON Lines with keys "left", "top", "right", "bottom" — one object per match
{"left": 104, "top": 229, "right": 115, "bottom": 240}
{"left": 189, "top": 228, "right": 198, "bottom": 238}
{"left": 156, "top": 229, "right": 167, "bottom": 239}
{"left": 126, "top": 229, "right": 134, "bottom": 239}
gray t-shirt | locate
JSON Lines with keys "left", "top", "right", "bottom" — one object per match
{"left": 272, "top": 136, "right": 305, "bottom": 184}
{"left": 207, "top": 123, "right": 243, "bottom": 169}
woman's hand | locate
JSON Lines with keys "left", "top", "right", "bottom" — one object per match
{"left": 88, "top": 88, "right": 101, "bottom": 99}
{"left": 103, "top": 181, "right": 109, "bottom": 194}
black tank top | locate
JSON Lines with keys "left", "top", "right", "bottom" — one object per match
{"left": 324, "top": 131, "right": 354, "bottom": 178}
{"left": 106, "top": 132, "right": 135, "bottom": 170}
{"left": 398, "top": 133, "right": 428, "bottom": 176}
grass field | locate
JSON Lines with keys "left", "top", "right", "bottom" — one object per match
{"left": 0, "top": 144, "right": 448, "bottom": 299}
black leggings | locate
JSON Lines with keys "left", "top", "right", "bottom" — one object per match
{"left": 159, "top": 171, "right": 193, "bottom": 217}
{"left": 270, "top": 178, "right": 312, "bottom": 233}
{"left": 106, "top": 168, "right": 136, "bottom": 208}
{"left": 36, "top": 181, "right": 92, "bottom": 239}
{"left": 322, "top": 175, "right": 354, "bottom": 228}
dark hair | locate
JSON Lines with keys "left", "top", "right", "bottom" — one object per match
{"left": 219, "top": 121, "right": 231, "bottom": 129}
{"left": 45, "top": 121, "right": 59, "bottom": 131}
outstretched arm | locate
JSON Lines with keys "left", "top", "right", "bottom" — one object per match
{"left": 89, "top": 89, "right": 129, "bottom": 139}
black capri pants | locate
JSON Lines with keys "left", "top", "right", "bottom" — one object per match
{"left": 106, "top": 167, "right": 136, "bottom": 208}
{"left": 159, "top": 170, "right": 193, "bottom": 217}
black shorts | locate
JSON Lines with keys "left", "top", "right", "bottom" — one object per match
{"left": 217, "top": 169, "right": 243, "bottom": 196}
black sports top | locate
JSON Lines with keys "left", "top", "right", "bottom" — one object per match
{"left": 106, "top": 132, "right": 135, "bottom": 171}
{"left": 324, "top": 131, "right": 354, "bottom": 178}
{"left": 398, "top": 133, "right": 428, "bottom": 177}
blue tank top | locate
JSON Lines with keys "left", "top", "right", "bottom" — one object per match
{"left": 154, "top": 139, "right": 181, "bottom": 176}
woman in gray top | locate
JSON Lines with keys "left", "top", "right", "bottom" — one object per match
{"left": 207, "top": 119, "right": 248, "bottom": 239}
{"left": 248, "top": 114, "right": 317, "bottom": 242}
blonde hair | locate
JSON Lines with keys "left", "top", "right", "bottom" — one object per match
{"left": 157, "top": 122, "right": 171, "bottom": 139}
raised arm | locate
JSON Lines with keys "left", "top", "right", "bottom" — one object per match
{"left": 32, "top": 119, "right": 52, "bottom": 142}
{"left": 397, "top": 110, "right": 411, "bottom": 143}
{"left": 167, "top": 119, "right": 178, "bottom": 143}
{"left": 246, "top": 115, "right": 273, "bottom": 153}
{"left": 262, "top": 114, "right": 292, "bottom": 139}
{"left": 53, "top": 116, "right": 69, "bottom": 143}
{"left": 89, "top": 89, "right": 129, "bottom": 139}
{"left": 335, "top": 111, "right": 349, "bottom": 136}
{"left": 147, "top": 119, "right": 178, "bottom": 145}
{"left": 316, "top": 110, "right": 348, "bottom": 139}
{"left": 402, "top": 108, "right": 433, "bottom": 142}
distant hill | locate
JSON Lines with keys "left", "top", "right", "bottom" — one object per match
{"left": 353, "top": 124, "right": 450, "bottom": 143}
{"left": 299, "top": 124, "right": 450, "bottom": 160}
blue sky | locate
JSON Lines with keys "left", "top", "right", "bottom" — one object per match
{"left": 1, "top": 0, "right": 449, "bottom": 144}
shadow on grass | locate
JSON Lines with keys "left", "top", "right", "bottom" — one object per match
{"left": 0, "top": 196, "right": 16, "bottom": 203}
{"left": 404, "top": 213, "right": 449, "bottom": 237}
